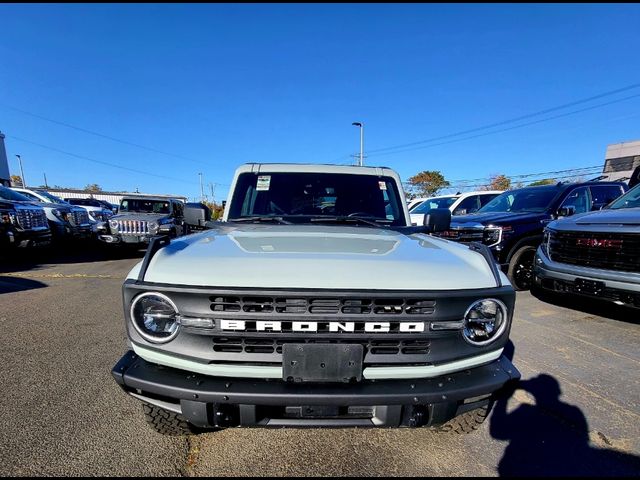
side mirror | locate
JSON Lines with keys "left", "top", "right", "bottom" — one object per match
{"left": 423, "top": 208, "right": 451, "bottom": 233}
{"left": 557, "top": 206, "right": 576, "bottom": 217}
{"left": 184, "top": 203, "right": 211, "bottom": 228}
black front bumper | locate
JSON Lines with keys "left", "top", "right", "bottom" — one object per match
{"left": 112, "top": 351, "right": 520, "bottom": 428}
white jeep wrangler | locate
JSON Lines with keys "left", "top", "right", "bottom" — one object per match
{"left": 112, "top": 163, "right": 519, "bottom": 434}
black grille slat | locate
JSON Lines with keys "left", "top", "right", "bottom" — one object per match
{"left": 549, "top": 230, "right": 640, "bottom": 273}
{"left": 212, "top": 336, "right": 431, "bottom": 364}
{"left": 209, "top": 295, "right": 435, "bottom": 316}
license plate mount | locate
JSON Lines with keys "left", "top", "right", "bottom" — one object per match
{"left": 574, "top": 278, "right": 605, "bottom": 295}
{"left": 282, "top": 344, "right": 363, "bottom": 383}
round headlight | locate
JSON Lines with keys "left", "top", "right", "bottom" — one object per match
{"left": 109, "top": 219, "right": 118, "bottom": 228}
{"left": 148, "top": 221, "right": 158, "bottom": 230}
{"left": 130, "top": 292, "right": 180, "bottom": 343}
{"left": 462, "top": 299, "right": 507, "bottom": 346}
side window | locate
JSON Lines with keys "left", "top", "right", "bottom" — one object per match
{"left": 590, "top": 185, "right": 624, "bottom": 209}
{"left": 560, "top": 187, "right": 591, "bottom": 215}
{"left": 480, "top": 193, "right": 499, "bottom": 207}
{"left": 18, "top": 191, "right": 41, "bottom": 201}
{"left": 453, "top": 195, "right": 479, "bottom": 215}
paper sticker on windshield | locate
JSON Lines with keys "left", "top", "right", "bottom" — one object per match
{"left": 378, "top": 181, "right": 387, "bottom": 190}
{"left": 257, "top": 175, "right": 271, "bottom": 191}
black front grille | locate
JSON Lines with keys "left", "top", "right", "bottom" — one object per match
{"left": 212, "top": 336, "right": 431, "bottom": 365}
{"left": 70, "top": 210, "right": 90, "bottom": 226}
{"left": 16, "top": 209, "right": 48, "bottom": 230}
{"left": 549, "top": 230, "right": 640, "bottom": 273}
{"left": 437, "top": 229, "right": 483, "bottom": 242}
{"left": 210, "top": 296, "right": 436, "bottom": 316}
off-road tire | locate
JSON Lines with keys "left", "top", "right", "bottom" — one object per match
{"left": 143, "top": 403, "right": 195, "bottom": 436}
{"left": 507, "top": 245, "right": 537, "bottom": 291}
{"left": 436, "top": 403, "right": 492, "bottom": 434}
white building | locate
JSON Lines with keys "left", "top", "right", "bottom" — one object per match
{"left": 45, "top": 188, "right": 187, "bottom": 206}
{"left": 596, "top": 140, "right": 640, "bottom": 182}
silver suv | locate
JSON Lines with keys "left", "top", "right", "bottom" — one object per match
{"left": 535, "top": 183, "right": 640, "bottom": 308}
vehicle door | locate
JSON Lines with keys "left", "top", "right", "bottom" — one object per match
{"left": 172, "top": 201, "right": 185, "bottom": 235}
{"left": 453, "top": 195, "right": 481, "bottom": 215}
{"left": 589, "top": 184, "right": 625, "bottom": 210}
{"left": 557, "top": 186, "right": 592, "bottom": 217}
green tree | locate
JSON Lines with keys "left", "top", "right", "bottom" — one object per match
{"left": 484, "top": 174, "right": 511, "bottom": 191}
{"left": 84, "top": 183, "right": 102, "bottom": 193}
{"left": 407, "top": 170, "right": 450, "bottom": 198}
{"left": 528, "top": 178, "right": 556, "bottom": 186}
{"left": 10, "top": 175, "right": 23, "bottom": 187}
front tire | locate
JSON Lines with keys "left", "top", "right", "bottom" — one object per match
{"left": 507, "top": 245, "right": 537, "bottom": 291}
{"left": 143, "top": 403, "right": 195, "bottom": 436}
{"left": 436, "top": 403, "right": 492, "bottom": 434}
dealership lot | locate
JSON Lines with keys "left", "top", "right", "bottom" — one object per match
{"left": 1, "top": 246, "right": 639, "bottom": 476}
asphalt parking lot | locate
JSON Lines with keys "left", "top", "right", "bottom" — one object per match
{"left": 1, "top": 244, "right": 639, "bottom": 476}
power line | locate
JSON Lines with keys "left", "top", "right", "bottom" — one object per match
{"left": 0, "top": 103, "right": 209, "bottom": 166}
{"left": 365, "top": 82, "right": 640, "bottom": 156}
{"left": 447, "top": 165, "right": 603, "bottom": 185}
{"left": 369, "top": 93, "right": 640, "bottom": 158}
{"left": 7, "top": 134, "right": 200, "bottom": 185}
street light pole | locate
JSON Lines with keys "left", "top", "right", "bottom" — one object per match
{"left": 15, "top": 154, "right": 26, "bottom": 187}
{"left": 351, "top": 122, "right": 364, "bottom": 166}
{"left": 198, "top": 173, "right": 204, "bottom": 202}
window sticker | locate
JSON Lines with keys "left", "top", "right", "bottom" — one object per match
{"left": 379, "top": 181, "right": 387, "bottom": 190}
{"left": 256, "top": 175, "right": 271, "bottom": 191}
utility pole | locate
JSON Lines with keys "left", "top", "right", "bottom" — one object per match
{"left": 198, "top": 173, "right": 204, "bottom": 202}
{"left": 351, "top": 122, "right": 364, "bottom": 166}
{"left": 43, "top": 173, "right": 49, "bottom": 188}
{"left": 209, "top": 182, "right": 216, "bottom": 203}
{"left": 15, "top": 154, "right": 26, "bottom": 187}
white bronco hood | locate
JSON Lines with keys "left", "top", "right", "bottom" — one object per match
{"left": 132, "top": 224, "right": 502, "bottom": 290}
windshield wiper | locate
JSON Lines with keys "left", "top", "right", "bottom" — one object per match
{"left": 309, "top": 216, "right": 392, "bottom": 228}
{"left": 229, "top": 216, "right": 292, "bottom": 225}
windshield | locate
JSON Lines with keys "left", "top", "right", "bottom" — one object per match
{"left": 412, "top": 196, "right": 458, "bottom": 214}
{"left": 119, "top": 199, "right": 171, "bottom": 214}
{"left": 0, "top": 186, "right": 34, "bottom": 202}
{"left": 227, "top": 172, "right": 406, "bottom": 226}
{"left": 35, "top": 190, "right": 66, "bottom": 203}
{"left": 608, "top": 184, "right": 640, "bottom": 209}
{"left": 68, "top": 198, "right": 101, "bottom": 207}
{"left": 478, "top": 187, "right": 560, "bottom": 213}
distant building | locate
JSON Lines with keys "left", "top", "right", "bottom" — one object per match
{"left": 0, "top": 132, "right": 10, "bottom": 186}
{"left": 45, "top": 188, "right": 188, "bottom": 206}
{"left": 595, "top": 140, "right": 640, "bottom": 183}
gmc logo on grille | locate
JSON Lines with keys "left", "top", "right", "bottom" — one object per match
{"left": 575, "top": 238, "right": 623, "bottom": 249}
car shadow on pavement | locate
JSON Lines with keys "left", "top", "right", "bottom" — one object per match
{"left": 530, "top": 287, "right": 638, "bottom": 324}
{"left": 0, "top": 276, "right": 48, "bottom": 294}
{"left": 491, "top": 341, "right": 640, "bottom": 476}
{"left": 0, "top": 241, "right": 145, "bottom": 274}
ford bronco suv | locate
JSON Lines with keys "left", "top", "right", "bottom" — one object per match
{"left": 98, "top": 196, "right": 187, "bottom": 247}
{"left": 112, "top": 164, "right": 520, "bottom": 434}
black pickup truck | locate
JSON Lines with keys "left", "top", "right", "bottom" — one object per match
{"left": 437, "top": 181, "right": 627, "bottom": 290}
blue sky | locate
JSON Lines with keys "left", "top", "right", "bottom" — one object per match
{"left": 1, "top": 3, "right": 639, "bottom": 201}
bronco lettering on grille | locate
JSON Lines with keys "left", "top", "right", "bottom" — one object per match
{"left": 219, "top": 320, "right": 426, "bottom": 333}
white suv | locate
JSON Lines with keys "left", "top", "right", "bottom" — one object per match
{"left": 410, "top": 191, "right": 503, "bottom": 226}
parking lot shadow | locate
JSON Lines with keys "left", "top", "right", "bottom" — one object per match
{"left": 490, "top": 369, "right": 640, "bottom": 476}
{"left": 0, "top": 276, "right": 47, "bottom": 294}
{"left": 531, "top": 287, "right": 638, "bottom": 324}
{"left": 0, "top": 241, "right": 145, "bottom": 274}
